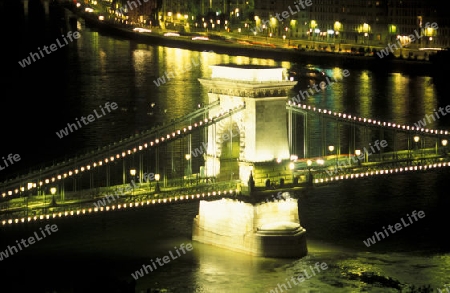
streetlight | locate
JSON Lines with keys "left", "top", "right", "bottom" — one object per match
{"left": 334, "top": 21, "right": 342, "bottom": 50}
{"left": 25, "top": 182, "right": 33, "bottom": 218}
{"left": 442, "top": 139, "right": 448, "bottom": 155}
{"left": 310, "top": 20, "right": 317, "bottom": 49}
{"left": 50, "top": 187, "right": 57, "bottom": 207}
{"left": 185, "top": 154, "right": 192, "bottom": 186}
{"left": 328, "top": 145, "right": 337, "bottom": 168}
{"left": 355, "top": 149, "right": 362, "bottom": 166}
{"left": 289, "top": 162, "right": 295, "bottom": 185}
{"left": 130, "top": 169, "right": 136, "bottom": 195}
{"left": 306, "top": 160, "right": 313, "bottom": 185}
{"left": 328, "top": 145, "right": 335, "bottom": 154}
{"left": 155, "top": 174, "right": 161, "bottom": 193}
{"left": 317, "top": 159, "right": 324, "bottom": 183}
{"left": 414, "top": 135, "right": 420, "bottom": 157}
{"left": 185, "top": 154, "right": 191, "bottom": 174}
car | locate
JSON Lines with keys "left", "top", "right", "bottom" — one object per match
{"left": 133, "top": 28, "right": 152, "bottom": 33}
{"left": 164, "top": 32, "right": 180, "bottom": 37}
{"left": 192, "top": 36, "right": 209, "bottom": 41}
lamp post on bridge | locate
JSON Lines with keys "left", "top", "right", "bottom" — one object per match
{"left": 414, "top": 135, "right": 420, "bottom": 158}
{"left": 355, "top": 149, "right": 362, "bottom": 167}
{"left": 25, "top": 182, "right": 33, "bottom": 218}
{"left": 316, "top": 159, "right": 324, "bottom": 183}
{"left": 50, "top": 187, "right": 57, "bottom": 207}
{"left": 328, "top": 145, "right": 336, "bottom": 167}
{"left": 441, "top": 139, "right": 448, "bottom": 156}
{"left": 130, "top": 169, "right": 136, "bottom": 195}
{"left": 185, "top": 154, "right": 192, "bottom": 185}
{"left": 289, "top": 162, "right": 295, "bottom": 185}
{"left": 155, "top": 173, "right": 161, "bottom": 193}
{"left": 306, "top": 160, "right": 312, "bottom": 186}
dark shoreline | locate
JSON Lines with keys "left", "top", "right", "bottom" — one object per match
{"left": 72, "top": 9, "right": 439, "bottom": 76}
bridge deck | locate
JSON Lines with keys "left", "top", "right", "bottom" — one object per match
{"left": 1, "top": 101, "right": 450, "bottom": 223}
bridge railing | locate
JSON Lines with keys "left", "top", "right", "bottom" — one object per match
{"left": 0, "top": 180, "right": 240, "bottom": 222}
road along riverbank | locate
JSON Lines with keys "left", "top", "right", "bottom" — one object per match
{"left": 70, "top": 7, "right": 437, "bottom": 76}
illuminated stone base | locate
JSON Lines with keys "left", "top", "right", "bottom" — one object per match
{"left": 192, "top": 198, "right": 307, "bottom": 258}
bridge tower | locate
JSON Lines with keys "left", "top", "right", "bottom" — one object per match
{"left": 198, "top": 64, "right": 297, "bottom": 189}
{"left": 194, "top": 64, "right": 307, "bottom": 258}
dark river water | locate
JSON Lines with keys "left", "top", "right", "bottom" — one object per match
{"left": 0, "top": 4, "right": 449, "bottom": 293}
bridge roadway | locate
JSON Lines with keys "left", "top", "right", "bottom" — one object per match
{"left": 1, "top": 101, "right": 450, "bottom": 224}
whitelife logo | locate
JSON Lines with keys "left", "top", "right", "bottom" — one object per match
{"left": 363, "top": 210, "right": 425, "bottom": 247}
{"left": 326, "top": 140, "right": 388, "bottom": 176}
{"left": 18, "top": 31, "right": 80, "bottom": 68}
{"left": 290, "top": 69, "right": 350, "bottom": 103}
{"left": 131, "top": 243, "right": 193, "bottom": 280}
{"left": 55, "top": 102, "right": 118, "bottom": 139}
{"left": 376, "top": 22, "right": 438, "bottom": 58}
{"left": 413, "top": 105, "right": 450, "bottom": 129}
{"left": 266, "top": 262, "right": 328, "bottom": 293}
{"left": 0, "top": 153, "right": 21, "bottom": 172}
{"left": 0, "top": 224, "right": 59, "bottom": 261}
{"left": 250, "top": 1, "right": 313, "bottom": 34}
{"left": 152, "top": 50, "right": 214, "bottom": 87}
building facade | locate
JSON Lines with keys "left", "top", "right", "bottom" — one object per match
{"left": 253, "top": 0, "right": 449, "bottom": 48}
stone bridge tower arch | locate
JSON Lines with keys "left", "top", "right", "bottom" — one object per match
{"left": 198, "top": 64, "right": 297, "bottom": 185}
